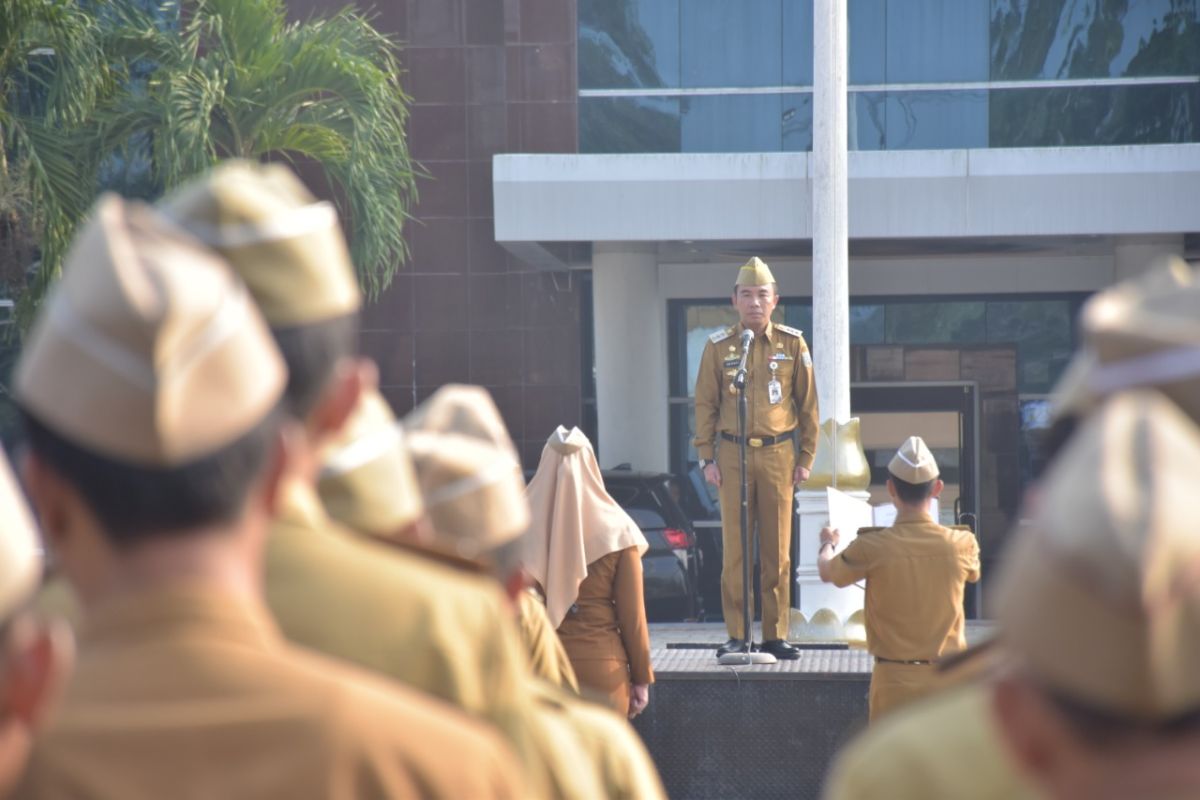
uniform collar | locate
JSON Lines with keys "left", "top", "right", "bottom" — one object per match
{"left": 738, "top": 320, "right": 775, "bottom": 344}
{"left": 80, "top": 583, "right": 279, "bottom": 650}
{"left": 894, "top": 506, "right": 936, "bottom": 525}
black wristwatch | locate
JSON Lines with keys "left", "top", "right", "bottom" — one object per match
{"left": 698, "top": 458, "right": 711, "bottom": 469}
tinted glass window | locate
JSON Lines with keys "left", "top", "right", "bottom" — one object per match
{"left": 579, "top": 0, "right": 680, "bottom": 89}
{"left": 580, "top": 96, "right": 681, "bottom": 153}
{"left": 681, "top": 0, "right": 782, "bottom": 87}
{"left": 886, "top": 302, "right": 987, "bottom": 344}
{"left": 782, "top": 0, "right": 815, "bottom": 85}
{"left": 990, "top": 84, "right": 1200, "bottom": 147}
{"left": 887, "top": 0, "right": 989, "bottom": 83}
{"left": 849, "top": 0, "right": 887, "bottom": 83}
{"left": 886, "top": 90, "right": 989, "bottom": 149}
{"left": 681, "top": 95, "right": 783, "bottom": 152}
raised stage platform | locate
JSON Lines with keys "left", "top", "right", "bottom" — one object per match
{"left": 633, "top": 623, "right": 993, "bottom": 800}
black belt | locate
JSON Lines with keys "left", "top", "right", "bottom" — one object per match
{"left": 720, "top": 431, "right": 794, "bottom": 448}
{"left": 875, "top": 656, "right": 935, "bottom": 666}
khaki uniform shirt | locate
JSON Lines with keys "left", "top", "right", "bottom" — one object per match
{"left": 822, "top": 683, "right": 1043, "bottom": 800}
{"left": 16, "top": 586, "right": 522, "bottom": 799}
{"left": 263, "top": 480, "right": 546, "bottom": 791}
{"left": 556, "top": 547, "right": 654, "bottom": 685}
{"left": 517, "top": 587, "right": 580, "bottom": 693}
{"left": 693, "top": 320, "right": 819, "bottom": 469}
{"left": 526, "top": 678, "right": 667, "bottom": 800}
{"left": 826, "top": 509, "right": 981, "bottom": 660}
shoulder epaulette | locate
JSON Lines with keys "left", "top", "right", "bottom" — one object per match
{"left": 774, "top": 324, "right": 805, "bottom": 338}
{"left": 856, "top": 526, "right": 885, "bottom": 536}
{"left": 709, "top": 326, "right": 736, "bottom": 344}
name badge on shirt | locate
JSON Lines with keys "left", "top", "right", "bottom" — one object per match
{"left": 768, "top": 379, "right": 783, "bottom": 404}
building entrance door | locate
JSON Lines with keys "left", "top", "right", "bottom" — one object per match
{"left": 851, "top": 381, "right": 982, "bottom": 617}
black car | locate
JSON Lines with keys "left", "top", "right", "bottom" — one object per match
{"left": 601, "top": 470, "right": 703, "bottom": 622}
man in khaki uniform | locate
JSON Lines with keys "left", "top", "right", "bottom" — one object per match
{"left": 824, "top": 390, "right": 1200, "bottom": 800}
{"left": 0, "top": 452, "right": 71, "bottom": 797}
{"left": 12, "top": 196, "right": 521, "bottom": 798}
{"left": 818, "top": 436, "right": 980, "bottom": 720}
{"left": 158, "top": 162, "right": 545, "bottom": 791}
{"left": 694, "top": 257, "right": 819, "bottom": 660}
{"left": 404, "top": 389, "right": 668, "bottom": 800}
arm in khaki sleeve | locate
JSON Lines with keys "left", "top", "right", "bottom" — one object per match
{"left": 822, "top": 538, "right": 875, "bottom": 588}
{"left": 693, "top": 341, "right": 722, "bottom": 461}
{"left": 793, "top": 338, "right": 820, "bottom": 470}
{"left": 614, "top": 546, "right": 654, "bottom": 685}
{"left": 960, "top": 533, "right": 982, "bottom": 584}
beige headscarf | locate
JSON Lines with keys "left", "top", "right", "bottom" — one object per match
{"left": 525, "top": 426, "right": 648, "bottom": 628}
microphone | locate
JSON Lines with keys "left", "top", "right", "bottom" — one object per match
{"left": 734, "top": 329, "right": 754, "bottom": 389}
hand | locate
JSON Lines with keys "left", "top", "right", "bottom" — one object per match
{"left": 703, "top": 462, "right": 722, "bottom": 489}
{"left": 819, "top": 526, "right": 840, "bottom": 549}
{"left": 629, "top": 684, "right": 650, "bottom": 719}
{"left": 793, "top": 465, "right": 811, "bottom": 486}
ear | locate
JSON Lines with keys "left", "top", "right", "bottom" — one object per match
{"left": 261, "top": 422, "right": 301, "bottom": 517}
{"left": 931, "top": 478, "right": 945, "bottom": 499}
{"left": 1, "top": 615, "right": 75, "bottom": 730}
{"left": 308, "top": 357, "right": 377, "bottom": 439}
{"left": 20, "top": 451, "right": 71, "bottom": 556}
{"left": 991, "top": 677, "right": 1067, "bottom": 789}
{"left": 503, "top": 567, "right": 530, "bottom": 604}
{"left": 885, "top": 478, "right": 898, "bottom": 503}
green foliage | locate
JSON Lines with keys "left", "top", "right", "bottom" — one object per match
{"left": 95, "top": 0, "right": 418, "bottom": 298}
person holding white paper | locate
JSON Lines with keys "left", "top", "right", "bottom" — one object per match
{"left": 817, "top": 436, "right": 980, "bottom": 720}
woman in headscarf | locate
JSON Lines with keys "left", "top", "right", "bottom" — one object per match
{"left": 526, "top": 426, "right": 654, "bottom": 719}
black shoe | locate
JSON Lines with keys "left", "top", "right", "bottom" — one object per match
{"left": 716, "top": 638, "right": 746, "bottom": 658}
{"left": 759, "top": 639, "right": 801, "bottom": 660}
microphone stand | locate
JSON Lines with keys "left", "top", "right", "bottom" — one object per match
{"left": 719, "top": 334, "right": 777, "bottom": 666}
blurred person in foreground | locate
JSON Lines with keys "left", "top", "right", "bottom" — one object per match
{"left": 817, "top": 436, "right": 980, "bottom": 721}
{"left": 157, "top": 162, "right": 548, "bottom": 791}
{"left": 823, "top": 391, "right": 1200, "bottom": 800}
{"left": 12, "top": 196, "right": 519, "bottom": 798}
{"left": 526, "top": 426, "right": 654, "bottom": 719}
{"left": 0, "top": 453, "right": 70, "bottom": 798}
{"left": 404, "top": 387, "right": 667, "bottom": 800}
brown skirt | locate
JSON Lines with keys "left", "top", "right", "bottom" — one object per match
{"left": 569, "top": 658, "right": 631, "bottom": 716}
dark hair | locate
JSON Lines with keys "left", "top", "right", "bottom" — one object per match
{"left": 270, "top": 312, "right": 359, "bottom": 419}
{"left": 890, "top": 474, "right": 936, "bottom": 504}
{"left": 732, "top": 283, "right": 779, "bottom": 297}
{"left": 21, "top": 407, "right": 280, "bottom": 548}
{"left": 1044, "top": 684, "right": 1200, "bottom": 749}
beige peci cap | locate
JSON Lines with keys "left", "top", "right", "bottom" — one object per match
{"left": 735, "top": 256, "right": 776, "bottom": 287}
{"left": 997, "top": 391, "right": 1200, "bottom": 720}
{"left": 0, "top": 451, "right": 42, "bottom": 623}
{"left": 158, "top": 160, "right": 360, "bottom": 327}
{"left": 317, "top": 390, "right": 423, "bottom": 538}
{"left": 1051, "top": 256, "right": 1199, "bottom": 422}
{"left": 402, "top": 384, "right": 519, "bottom": 462}
{"left": 887, "top": 436, "right": 939, "bottom": 484}
{"left": 407, "top": 431, "right": 529, "bottom": 559}
{"left": 15, "top": 195, "right": 286, "bottom": 466}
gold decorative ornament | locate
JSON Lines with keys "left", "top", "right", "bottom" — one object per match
{"left": 804, "top": 417, "right": 871, "bottom": 491}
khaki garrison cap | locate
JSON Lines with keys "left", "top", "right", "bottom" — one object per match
{"left": 1052, "top": 256, "right": 1200, "bottom": 422}
{"left": 887, "top": 436, "right": 939, "bottom": 484}
{"left": 403, "top": 384, "right": 519, "bottom": 462}
{"left": 159, "top": 160, "right": 360, "bottom": 327}
{"left": 997, "top": 391, "right": 1200, "bottom": 720}
{"left": 0, "top": 452, "right": 42, "bottom": 623}
{"left": 15, "top": 195, "right": 286, "bottom": 466}
{"left": 407, "top": 432, "right": 530, "bottom": 559}
{"left": 317, "top": 390, "right": 423, "bottom": 538}
{"left": 735, "top": 256, "right": 776, "bottom": 287}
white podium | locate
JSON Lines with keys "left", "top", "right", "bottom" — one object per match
{"left": 791, "top": 488, "right": 868, "bottom": 643}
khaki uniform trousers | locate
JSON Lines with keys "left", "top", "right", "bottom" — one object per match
{"left": 869, "top": 661, "right": 942, "bottom": 721}
{"left": 716, "top": 438, "right": 795, "bottom": 641}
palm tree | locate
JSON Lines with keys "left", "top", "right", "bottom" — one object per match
{"left": 96, "top": 0, "right": 418, "bottom": 299}
{"left": 1, "top": 0, "right": 111, "bottom": 323}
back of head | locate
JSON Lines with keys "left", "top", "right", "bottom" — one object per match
{"left": 159, "top": 161, "right": 362, "bottom": 418}
{"left": 997, "top": 390, "right": 1200, "bottom": 722}
{"left": 887, "top": 435, "right": 940, "bottom": 505}
{"left": 15, "top": 194, "right": 287, "bottom": 544}
{"left": 317, "top": 390, "right": 423, "bottom": 538}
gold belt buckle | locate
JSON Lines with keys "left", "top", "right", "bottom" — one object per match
{"left": 748, "top": 437, "right": 764, "bottom": 448}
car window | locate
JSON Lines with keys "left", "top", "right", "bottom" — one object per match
{"left": 625, "top": 508, "right": 667, "bottom": 530}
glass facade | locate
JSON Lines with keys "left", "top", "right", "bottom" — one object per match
{"left": 579, "top": 0, "right": 1200, "bottom": 152}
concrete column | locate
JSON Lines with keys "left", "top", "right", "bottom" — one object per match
{"left": 592, "top": 245, "right": 670, "bottom": 472}
{"left": 813, "top": 0, "right": 850, "bottom": 423}
{"left": 1114, "top": 235, "right": 1184, "bottom": 283}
